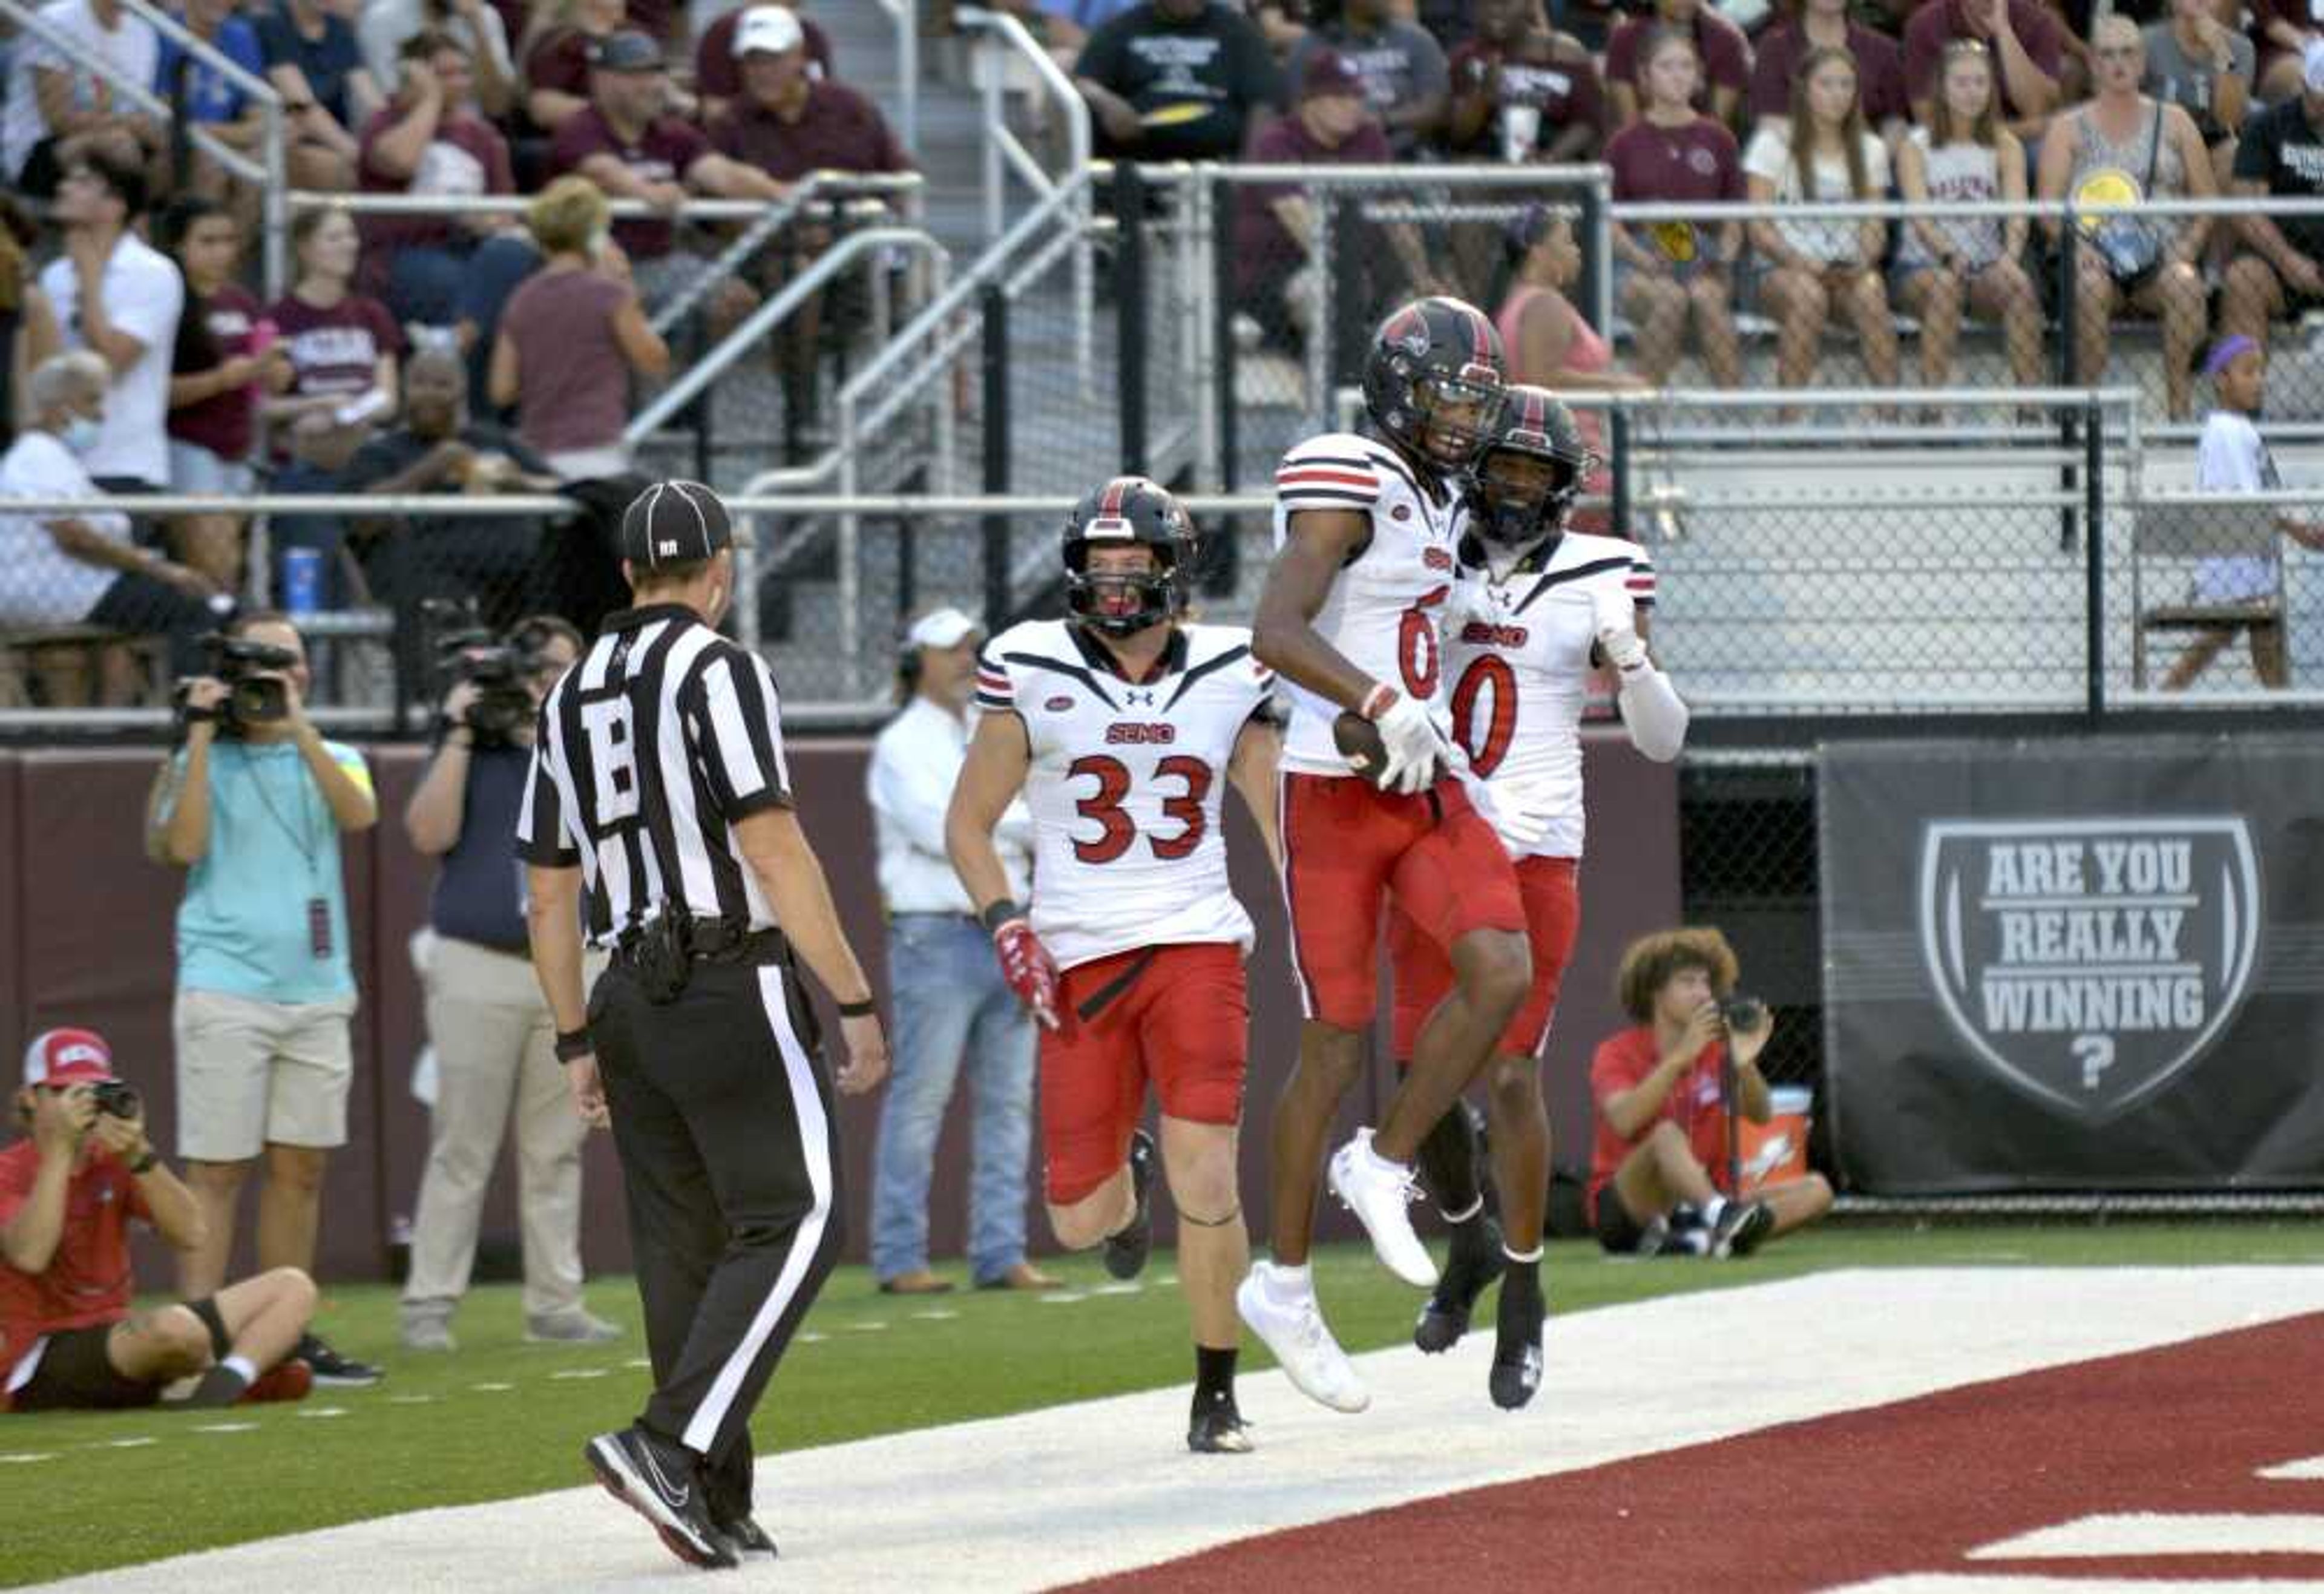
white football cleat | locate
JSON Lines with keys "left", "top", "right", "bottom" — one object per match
{"left": 1328, "top": 1129, "right": 1440, "bottom": 1288}
{"left": 1236, "top": 1264, "right": 1370, "bottom": 1414}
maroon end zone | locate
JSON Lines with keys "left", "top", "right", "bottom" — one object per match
{"left": 1069, "top": 1313, "right": 2324, "bottom": 1592}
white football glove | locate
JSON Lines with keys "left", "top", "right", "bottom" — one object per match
{"left": 1365, "top": 685, "right": 1446, "bottom": 795}
{"left": 1592, "top": 586, "right": 1649, "bottom": 675}
{"left": 1485, "top": 773, "right": 1562, "bottom": 854}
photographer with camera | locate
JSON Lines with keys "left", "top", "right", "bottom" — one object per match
{"left": 4, "top": 1029, "right": 317, "bottom": 1412}
{"left": 398, "top": 613, "right": 622, "bottom": 1352}
{"left": 1585, "top": 928, "right": 1834, "bottom": 1259}
{"left": 144, "top": 611, "right": 384, "bottom": 1386}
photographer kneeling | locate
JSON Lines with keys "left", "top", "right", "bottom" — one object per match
{"left": 1586, "top": 928, "right": 1834, "bottom": 1258}
{"left": 4, "top": 1029, "right": 315, "bottom": 1412}
{"left": 145, "top": 613, "right": 384, "bottom": 1386}
{"left": 399, "top": 615, "right": 622, "bottom": 1352}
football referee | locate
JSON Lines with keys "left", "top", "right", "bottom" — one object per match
{"left": 517, "top": 479, "right": 890, "bottom": 1570}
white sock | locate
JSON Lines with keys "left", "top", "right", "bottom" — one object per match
{"left": 220, "top": 1354, "right": 257, "bottom": 1385}
{"left": 1502, "top": 1243, "right": 1543, "bottom": 1265}
{"left": 1701, "top": 1196, "right": 1730, "bottom": 1227}
{"left": 1262, "top": 1260, "right": 1313, "bottom": 1304}
{"left": 1440, "top": 1196, "right": 1484, "bottom": 1225}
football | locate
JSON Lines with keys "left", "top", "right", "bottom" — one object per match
{"left": 1333, "top": 709, "right": 1389, "bottom": 782}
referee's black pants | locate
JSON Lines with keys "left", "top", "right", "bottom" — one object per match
{"left": 590, "top": 951, "right": 844, "bottom": 1519}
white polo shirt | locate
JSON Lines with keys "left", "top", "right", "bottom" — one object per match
{"left": 868, "top": 695, "right": 1031, "bottom": 914}
{"left": 39, "top": 229, "right": 184, "bottom": 488}
{"left": 0, "top": 430, "right": 128, "bottom": 627}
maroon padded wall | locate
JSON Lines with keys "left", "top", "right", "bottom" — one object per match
{"left": 0, "top": 732, "right": 1678, "bottom": 1282}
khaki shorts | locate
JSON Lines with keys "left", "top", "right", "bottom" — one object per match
{"left": 173, "top": 988, "right": 358, "bottom": 1161}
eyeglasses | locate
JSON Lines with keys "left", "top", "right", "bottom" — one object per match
{"left": 2094, "top": 45, "right": 2141, "bottom": 60}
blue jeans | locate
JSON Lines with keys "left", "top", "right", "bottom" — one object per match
{"left": 870, "top": 913, "right": 1037, "bottom": 1283}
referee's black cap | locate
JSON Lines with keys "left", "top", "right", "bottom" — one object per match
{"left": 621, "top": 479, "right": 734, "bottom": 571}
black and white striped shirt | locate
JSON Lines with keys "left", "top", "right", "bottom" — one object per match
{"left": 516, "top": 603, "right": 793, "bottom": 947}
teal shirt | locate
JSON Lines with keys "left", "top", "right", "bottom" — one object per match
{"left": 171, "top": 738, "right": 372, "bottom": 1004}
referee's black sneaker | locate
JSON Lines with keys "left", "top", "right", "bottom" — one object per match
{"left": 1103, "top": 1129, "right": 1158, "bottom": 1281}
{"left": 714, "top": 1512, "right": 778, "bottom": 1560}
{"left": 584, "top": 1425, "right": 737, "bottom": 1570}
{"left": 295, "top": 1333, "right": 382, "bottom": 1388}
{"left": 1414, "top": 1213, "right": 1503, "bottom": 1354}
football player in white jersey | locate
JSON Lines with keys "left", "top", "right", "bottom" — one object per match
{"left": 1387, "top": 387, "right": 1689, "bottom": 1410}
{"left": 946, "top": 476, "right": 1281, "bottom": 1455}
{"left": 1239, "top": 296, "right": 1536, "bottom": 1416}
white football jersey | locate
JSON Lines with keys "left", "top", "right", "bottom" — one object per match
{"left": 976, "top": 619, "right": 1273, "bottom": 970}
{"left": 1444, "top": 529, "right": 1657, "bottom": 859}
{"left": 1270, "top": 431, "right": 1469, "bottom": 777}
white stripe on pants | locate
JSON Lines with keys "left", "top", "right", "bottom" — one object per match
{"left": 403, "top": 936, "right": 590, "bottom": 1319}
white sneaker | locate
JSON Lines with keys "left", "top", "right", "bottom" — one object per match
{"left": 1236, "top": 1265, "right": 1369, "bottom": 1414}
{"left": 1328, "top": 1129, "right": 1439, "bottom": 1288}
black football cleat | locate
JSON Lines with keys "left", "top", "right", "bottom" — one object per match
{"left": 1710, "top": 1200, "right": 1776, "bottom": 1259}
{"left": 1104, "top": 1129, "right": 1158, "bottom": 1281}
{"left": 1187, "top": 1397, "right": 1255, "bottom": 1455}
{"left": 1489, "top": 1265, "right": 1546, "bottom": 1411}
{"left": 714, "top": 1512, "right": 778, "bottom": 1560}
{"left": 1414, "top": 1214, "right": 1503, "bottom": 1354}
{"left": 583, "top": 1426, "right": 737, "bottom": 1570}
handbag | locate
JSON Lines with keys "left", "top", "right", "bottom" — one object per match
{"left": 2081, "top": 108, "right": 2167, "bottom": 289}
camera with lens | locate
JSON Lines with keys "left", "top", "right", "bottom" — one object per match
{"left": 173, "top": 633, "right": 297, "bottom": 735}
{"left": 1718, "top": 994, "right": 1765, "bottom": 1033}
{"left": 425, "top": 599, "right": 537, "bottom": 749}
{"left": 90, "top": 1080, "right": 142, "bottom": 1120}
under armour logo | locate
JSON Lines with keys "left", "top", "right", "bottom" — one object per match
{"left": 1123, "top": 689, "right": 1157, "bottom": 707}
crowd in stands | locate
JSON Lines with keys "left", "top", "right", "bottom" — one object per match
{"left": 0, "top": 0, "right": 908, "bottom": 700}
{"left": 1040, "top": 0, "right": 2324, "bottom": 416}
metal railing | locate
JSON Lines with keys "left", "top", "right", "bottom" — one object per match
{"left": 871, "top": 0, "right": 921, "bottom": 157}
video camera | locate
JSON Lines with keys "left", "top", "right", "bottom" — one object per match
{"left": 1718, "top": 995, "right": 1765, "bottom": 1033}
{"left": 424, "top": 599, "right": 539, "bottom": 749}
{"left": 173, "top": 633, "right": 297, "bottom": 736}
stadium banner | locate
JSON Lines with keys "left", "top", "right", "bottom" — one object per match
{"left": 1818, "top": 735, "right": 2324, "bottom": 1192}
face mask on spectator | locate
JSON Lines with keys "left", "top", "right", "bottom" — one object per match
{"left": 61, "top": 415, "right": 101, "bottom": 454}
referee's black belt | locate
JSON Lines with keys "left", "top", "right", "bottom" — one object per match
{"left": 612, "top": 918, "right": 790, "bottom": 969}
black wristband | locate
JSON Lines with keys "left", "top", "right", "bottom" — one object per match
{"left": 836, "top": 997, "right": 877, "bottom": 1018}
{"left": 979, "top": 899, "right": 1023, "bottom": 934}
{"left": 554, "top": 1026, "right": 593, "bottom": 1062}
{"left": 128, "top": 1150, "right": 158, "bottom": 1175}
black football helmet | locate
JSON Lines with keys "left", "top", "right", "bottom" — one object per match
{"left": 1062, "top": 475, "right": 1193, "bottom": 637}
{"left": 1471, "top": 385, "right": 1594, "bottom": 546}
{"left": 1362, "top": 296, "right": 1507, "bottom": 473}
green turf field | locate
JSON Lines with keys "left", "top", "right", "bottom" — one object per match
{"left": 5, "top": 1224, "right": 2322, "bottom": 1587}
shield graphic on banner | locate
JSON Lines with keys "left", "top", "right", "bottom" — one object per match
{"left": 1916, "top": 818, "right": 2262, "bottom": 1123}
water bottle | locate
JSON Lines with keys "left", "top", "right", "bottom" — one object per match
{"left": 281, "top": 546, "right": 323, "bottom": 618}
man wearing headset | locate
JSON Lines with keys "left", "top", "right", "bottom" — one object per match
{"left": 864, "top": 608, "right": 1056, "bottom": 1296}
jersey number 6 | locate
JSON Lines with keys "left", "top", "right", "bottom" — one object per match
{"left": 1068, "top": 753, "right": 1214, "bottom": 864}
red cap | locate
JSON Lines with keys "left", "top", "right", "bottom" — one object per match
{"left": 1300, "top": 50, "right": 1365, "bottom": 102}
{"left": 23, "top": 1028, "right": 115, "bottom": 1087}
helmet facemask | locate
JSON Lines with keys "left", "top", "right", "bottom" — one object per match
{"left": 1473, "top": 441, "right": 1584, "bottom": 546}
{"left": 1409, "top": 369, "right": 1505, "bottom": 470}
{"left": 1065, "top": 540, "right": 1184, "bottom": 637}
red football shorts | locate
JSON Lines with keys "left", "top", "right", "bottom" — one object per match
{"left": 1279, "top": 772, "right": 1526, "bottom": 1032}
{"left": 1389, "top": 854, "right": 1580, "bottom": 1062}
{"left": 1038, "top": 942, "right": 1248, "bottom": 1205}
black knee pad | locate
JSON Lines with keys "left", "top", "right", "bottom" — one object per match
{"left": 184, "top": 1294, "right": 231, "bottom": 1360}
{"left": 1417, "top": 1100, "right": 1485, "bottom": 1215}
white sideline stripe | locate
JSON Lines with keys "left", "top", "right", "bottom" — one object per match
{"left": 26, "top": 1268, "right": 2324, "bottom": 1594}
{"left": 2261, "top": 1457, "right": 2324, "bottom": 1481}
{"left": 1831, "top": 1578, "right": 2324, "bottom": 1593}
{"left": 1969, "top": 1514, "right": 2324, "bottom": 1560}
{"left": 678, "top": 966, "right": 834, "bottom": 1455}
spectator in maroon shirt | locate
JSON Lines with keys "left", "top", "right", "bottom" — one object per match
{"left": 520, "top": 0, "right": 626, "bottom": 137}
{"left": 1604, "top": 28, "right": 1744, "bottom": 386}
{"left": 548, "top": 30, "right": 770, "bottom": 309}
{"left": 162, "top": 198, "right": 293, "bottom": 589}
{"left": 359, "top": 31, "right": 517, "bottom": 331}
{"left": 695, "top": 0, "right": 835, "bottom": 126}
{"left": 1606, "top": 0, "right": 1752, "bottom": 130}
{"left": 1905, "top": 0, "right": 2064, "bottom": 142}
{"left": 1234, "top": 51, "right": 1451, "bottom": 361}
{"left": 488, "top": 176, "right": 669, "bottom": 480}
{"left": 1445, "top": 0, "right": 1604, "bottom": 163}
{"left": 1750, "top": 0, "right": 1909, "bottom": 142}
{"left": 263, "top": 205, "right": 403, "bottom": 477}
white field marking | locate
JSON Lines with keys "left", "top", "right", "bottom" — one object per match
{"left": 2259, "top": 1455, "right": 2324, "bottom": 1481}
{"left": 1832, "top": 1578, "right": 2324, "bottom": 1593}
{"left": 1969, "top": 1514, "right": 2324, "bottom": 1558}
{"left": 385, "top": 1395, "right": 438, "bottom": 1406}
{"left": 102, "top": 1437, "right": 157, "bottom": 1449}
{"left": 623, "top": 1359, "right": 651, "bottom": 1369}
{"left": 796, "top": 1332, "right": 826, "bottom": 1343}
{"left": 191, "top": 1423, "right": 259, "bottom": 1434}
{"left": 295, "top": 1408, "right": 349, "bottom": 1420}
{"left": 1036, "top": 1292, "right": 1089, "bottom": 1305}
{"left": 548, "top": 1369, "right": 610, "bottom": 1380}
{"left": 0, "top": 1452, "right": 56, "bottom": 1464}
{"left": 909, "top": 1310, "right": 959, "bottom": 1322}
{"left": 1091, "top": 1283, "right": 1144, "bottom": 1296}
{"left": 28, "top": 1269, "right": 2324, "bottom": 1594}
{"left": 846, "top": 1322, "right": 887, "bottom": 1333}
{"left": 470, "top": 1383, "right": 516, "bottom": 1391}
{"left": 1155, "top": 1273, "right": 1178, "bottom": 1285}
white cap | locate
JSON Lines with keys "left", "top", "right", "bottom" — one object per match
{"left": 2305, "top": 35, "right": 2324, "bottom": 92}
{"left": 905, "top": 606, "right": 980, "bottom": 651}
{"left": 734, "top": 5, "right": 804, "bottom": 58}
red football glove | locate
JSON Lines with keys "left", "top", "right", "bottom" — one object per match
{"left": 992, "top": 917, "right": 1062, "bottom": 1031}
